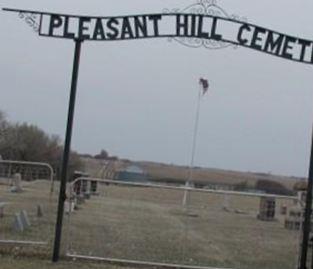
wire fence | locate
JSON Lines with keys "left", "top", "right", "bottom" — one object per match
{"left": 66, "top": 178, "right": 301, "bottom": 269}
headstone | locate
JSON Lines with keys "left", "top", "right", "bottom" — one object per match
{"left": 13, "top": 213, "right": 24, "bottom": 232}
{"left": 285, "top": 217, "right": 301, "bottom": 230}
{"left": 222, "top": 195, "right": 230, "bottom": 210}
{"left": 0, "top": 202, "right": 6, "bottom": 218}
{"left": 82, "top": 180, "right": 91, "bottom": 194}
{"left": 280, "top": 205, "right": 287, "bottom": 215}
{"left": 73, "top": 180, "right": 82, "bottom": 195}
{"left": 0, "top": 207, "right": 4, "bottom": 218}
{"left": 37, "top": 205, "right": 43, "bottom": 217}
{"left": 86, "top": 181, "right": 91, "bottom": 193}
{"left": 10, "top": 173, "right": 23, "bottom": 193}
{"left": 65, "top": 200, "right": 75, "bottom": 214}
{"left": 82, "top": 180, "right": 91, "bottom": 199}
{"left": 91, "top": 180, "right": 98, "bottom": 195}
{"left": 73, "top": 198, "right": 78, "bottom": 210}
{"left": 20, "top": 210, "right": 31, "bottom": 228}
{"left": 76, "top": 195, "right": 85, "bottom": 205}
{"left": 258, "top": 197, "right": 276, "bottom": 221}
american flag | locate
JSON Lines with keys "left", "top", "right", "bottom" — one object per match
{"left": 199, "top": 78, "right": 209, "bottom": 95}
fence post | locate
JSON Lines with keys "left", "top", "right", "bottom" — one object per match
{"left": 299, "top": 125, "right": 313, "bottom": 269}
{"left": 52, "top": 39, "right": 83, "bottom": 262}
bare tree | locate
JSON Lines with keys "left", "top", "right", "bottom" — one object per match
{"left": 0, "top": 111, "right": 83, "bottom": 177}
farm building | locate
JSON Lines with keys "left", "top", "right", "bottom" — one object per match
{"left": 115, "top": 165, "right": 148, "bottom": 183}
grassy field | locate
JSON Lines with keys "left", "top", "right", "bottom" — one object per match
{"left": 0, "top": 180, "right": 301, "bottom": 269}
{"left": 0, "top": 180, "right": 57, "bottom": 246}
{"left": 68, "top": 183, "right": 300, "bottom": 269}
{"left": 0, "top": 255, "right": 135, "bottom": 269}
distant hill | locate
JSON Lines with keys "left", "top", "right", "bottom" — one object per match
{"left": 80, "top": 157, "right": 304, "bottom": 194}
{"left": 137, "top": 161, "right": 302, "bottom": 189}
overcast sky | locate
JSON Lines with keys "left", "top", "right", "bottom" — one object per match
{"left": 1, "top": 0, "right": 313, "bottom": 177}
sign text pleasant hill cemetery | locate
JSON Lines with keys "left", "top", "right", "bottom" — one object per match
{"left": 39, "top": 13, "right": 313, "bottom": 64}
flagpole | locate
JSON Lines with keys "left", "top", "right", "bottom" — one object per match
{"left": 183, "top": 82, "right": 203, "bottom": 207}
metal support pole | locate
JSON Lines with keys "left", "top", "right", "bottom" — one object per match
{"left": 52, "top": 39, "right": 82, "bottom": 262}
{"left": 299, "top": 125, "right": 313, "bottom": 269}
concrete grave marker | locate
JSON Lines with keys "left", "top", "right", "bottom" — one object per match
{"left": 13, "top": 213, "right": 24, "bottom": 232}
{"left": 65, "top": 200, "right": 75, "bottom": 214}
{"left": 90, "top": 180, "right": 98, "bottom": 195}
{"left": 20, "top": 210, "right": 31, "bottom": 228}
{"left": 0, "top": 202, "right": 7, "bottom": 218}
{"left": 76, "top": 195, "right": 85, "bottom": 205}
{"left": 10, "top": 173, "right": 23, "bottom": 193}
{"left": 37, "top": 204, "right": 43, "bottom": 217}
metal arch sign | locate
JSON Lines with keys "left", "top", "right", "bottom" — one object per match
{"left": 3, "top": 2, "right": 313, "bottom": 268}
{"left": 3, "top": 7, "right": 313, "bottom": 65}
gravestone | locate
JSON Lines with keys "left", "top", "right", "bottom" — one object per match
{"left": 90, "top": 180, "right": 98, "bottom": 195}
{"left": 82, "top": 180, "right": 91, "bottom": 199}
{"left": 10, "top": 173, "right": 22, "bottom": 193}
{"left": 0, "top": 202, "right": 6, "bottom": 218}
{"left": 76, "top": 195, "right": 85, "bottom": 204}
{"left": 280, "top": 205, "right": 287, "bottom": 215}
{"left": 20, "top": 210, "right": 31, "bottom": 228}
{"left": 73, "top": 180, "right": 82, "bottom": 195}
{"left": 82, "top": 180, "right": 89, "bottom": 192}
{"left": 13, "top": 213, "right": 24, "bottom": 232}
{"left": 65, "top": 200, "right": 75, "bottom": 214}
{"left": 0, "top": 207, "right": 3, "bottom": 218}
{"left": 37, "top": 204, "right": 43, "bottom": 217}
{"left": 258, "top": 197, "right": 276, "bottom": 221}
{"left": 222, "top": 195, "right": 230, "bottom": 211}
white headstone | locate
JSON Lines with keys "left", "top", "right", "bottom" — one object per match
{"left": 222, "top": 194, "right": 230, "bottom": 210}
{"left": 65, "top": 200, "right": 75, "bottom": 214}
{"left": 10, "top": 173, "right": 22, "bottom": 193}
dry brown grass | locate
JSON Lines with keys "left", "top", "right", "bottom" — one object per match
{"left": 68, "top": 183, "right": 300, "bottom": 269}
{"left": 0, "top": 180, "right": 58, "bottom": 247}
{"left": 0, "top": 255, "right": 136, "bottom": 269}
{"left": 0, "top": 180, "right": 302, "bottom": 269}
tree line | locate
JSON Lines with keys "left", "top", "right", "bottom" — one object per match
{"left": 0, "top": 111, "right": 83, "bottom": 179}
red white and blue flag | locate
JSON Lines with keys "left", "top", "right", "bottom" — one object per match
{"left": 199, "top": 78, "right": 209, "bottom": 95}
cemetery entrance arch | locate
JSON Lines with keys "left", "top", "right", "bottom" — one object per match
{"left": 3, "top": 2, "right": 313, "bottom": 268}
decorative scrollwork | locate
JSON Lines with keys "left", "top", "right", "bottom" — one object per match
{"left": 18, "top": 12, "right": 40, "bottom": 33}
{"left": 164, "top": 0, "right": 247, "bottom": 50}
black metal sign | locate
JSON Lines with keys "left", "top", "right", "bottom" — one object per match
{"left": 3, "top": 7, "right": 313, "bottom": 65}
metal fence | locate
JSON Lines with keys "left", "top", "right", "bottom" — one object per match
{"left": 0, "top": 160, "right": 57, "bottom": 247}
{"left": 66, "top": 177, "right": 301, "bottom": 269}
{"left": 0, "top": 160, "right": 54, "bottom": 192}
